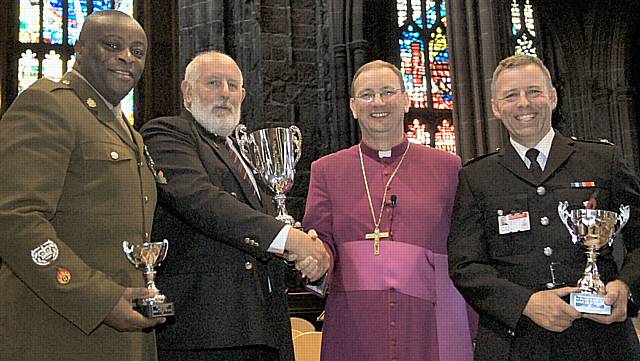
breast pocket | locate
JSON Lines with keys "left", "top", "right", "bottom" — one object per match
{"left": 78, "top": 141, "right": 137, "bottom": 195}
{"left": 482, "top": 193, "right": 532, "bottom": 257}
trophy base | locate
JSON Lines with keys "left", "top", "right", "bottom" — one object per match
{"left": 570, "top": 292, "right": 611, "bottom": 315}
{"left": 135, "top": 302, "right": 175, "bottom": 318}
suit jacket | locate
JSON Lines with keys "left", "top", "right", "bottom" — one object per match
{"left": 140, "top": 113, "right": 294, "bottom": 360}
{"left": 0, "top": 72, "right": 158, "bottom": 361}
{"left": 448, "top": 132, "right": 640, "bottom": 361}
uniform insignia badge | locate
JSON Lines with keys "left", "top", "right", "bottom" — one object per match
{"left": 31, "top": 240, "right": 59, "bottom": 266}
{"left": 144, "top": 145, "right": 168, "bottom": 184}
{"left": 56, "top": 267, "right": 72, "bottom": 285}
{"left": 86, "top": 98, "right": 97, "bottom": 108}
{"left": 570, "top": 181, "right": 596, "bottom": 188}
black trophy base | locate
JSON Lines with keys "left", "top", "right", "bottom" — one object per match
{"left": 570, "top": 292, "right": 611, "bottom": 315}
{"left": 135, "top": 302, "right": 175, "bottom": 318}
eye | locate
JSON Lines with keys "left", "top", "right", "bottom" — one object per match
{"left": 357, "top": 92, "right": 374, "bottom": 101}
{"left": 228, "top": 82, "right": 239, "bottom": 91}
{"left": 527, "top": 89, "right": 543, "bottom": 97}
{"left": 208, "top": 79, "right": 222, "bottom": 87}
{"left": 131, "top": 47, "right": 145, "bottom": 58}
{"left": 503, "top": 92, "right": 519, "bottom": 102}
{"left": 381, "top": 89, "right": 397, "bottom": 97}
{"left": 104, "top": 41, "right": 118, "bottom": 50}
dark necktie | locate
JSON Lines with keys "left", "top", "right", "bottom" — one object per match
{"left": 525, "top": 148, "right": 543, "bottom": 180}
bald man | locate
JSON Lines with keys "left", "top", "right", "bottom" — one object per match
{"left": 0, "top": 10, "right": 163, "bottom": 361}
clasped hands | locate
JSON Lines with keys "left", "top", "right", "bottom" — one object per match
{"left": 283, "top": 227, "right": 329, "bottom": 282}
{"left": 522, "top": 280, "right": 630, "bottom": 332}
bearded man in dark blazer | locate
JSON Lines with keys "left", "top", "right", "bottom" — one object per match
{"left": 141, "top": 51, "right": 328, "bottom": 361}
{"left": 0, "top": 10, "right": 165, "bottom": 361}
{"left": 448, "top": 54, "right": 640, "bottom": 360}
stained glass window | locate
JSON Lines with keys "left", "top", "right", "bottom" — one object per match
{"left": 16, "top": 1, "right": 135, "bottom": 122}
{"left": 511, "top": 0, "right": 538, "bottom": 55}
{"left": 397, "top": 0, "right": 452, "bottom": 110}
{"left": 434, "top": 119, "right": 456, "bottom": 154}
{"left": 406, "top": 119, "right": 431, "bottom": 146}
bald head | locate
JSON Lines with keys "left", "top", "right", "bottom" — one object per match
{"left": 73, "top": 10, "right": 147, "bottom": 105}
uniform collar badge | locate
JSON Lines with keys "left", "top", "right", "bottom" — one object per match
{"left": 86, "top": 97, "right": 97, "bottom": 108}
{"left": 31, "top": 239, "right": 59, "bottom": 266}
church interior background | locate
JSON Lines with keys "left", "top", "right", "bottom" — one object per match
{"left": 2, "top": 0, "right": 639, "bottom": 322}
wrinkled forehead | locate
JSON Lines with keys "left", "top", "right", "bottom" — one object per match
{"left": 196, "top": 54, "right": 243, "bottom": 83}
{"left": 353, "top": 67, "right": 403, "bottom": 92}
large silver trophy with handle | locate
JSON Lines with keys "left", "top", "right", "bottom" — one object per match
{"left": 558, "top": 201, "right": 630, "bottom": 314}
{"left": 235, "top": 124, "right": 302, "bottom": 225}
{"left": 122, "top": 239, "right": 175, "bottom": 318}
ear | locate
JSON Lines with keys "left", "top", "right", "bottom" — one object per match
{"left": 491, "top": 99, "right": 501, "bottom": 119}
{"left": 181, "top": 80, "right": 192, "bottom": 108}
{"left": 349, "top": 98, "right": 358, "bottom": 119}
{"left": 550, "top": 87, "right": 558, "bottom": 110}
{"left": 402, "top": 91, "right": 410, "bottom": 113}
{"left": 240, "top": 87, "right": 246, "bottom": 103}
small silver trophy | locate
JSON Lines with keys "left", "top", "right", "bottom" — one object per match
{"left": 558, "top": 201, "right": 630, "bottom": 314}
{"left": 122, "top": 239, "right": 175, "bottom": 318}
{"left": 235, "top": 124, "right": 302, "bottom": 225}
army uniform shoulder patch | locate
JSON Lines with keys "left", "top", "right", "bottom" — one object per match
{"left": 570, "top": 136, "right": 615, "bottom": 146}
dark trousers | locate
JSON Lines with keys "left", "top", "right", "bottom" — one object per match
{"left": 159, "top": 346, "right": 280, "bottom": 361}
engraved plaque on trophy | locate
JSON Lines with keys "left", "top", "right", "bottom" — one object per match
{"left": 122, "top": 239, "right": 175, "bottom": 318}
{"left": 235, "top": 124, "right": 302, "bottom": 225}
{"left": 558, "top": 201, "right": 629, "bottom": 315}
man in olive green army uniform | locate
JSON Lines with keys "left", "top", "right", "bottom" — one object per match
{"left": 0, "top": 10, "right": 164, "bottom": 361}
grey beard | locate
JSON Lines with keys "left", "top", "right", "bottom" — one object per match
{"left": 191, "top": 106, "right": 240, "bottom": 137}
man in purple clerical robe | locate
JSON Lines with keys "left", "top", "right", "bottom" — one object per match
{"left": 303, "top": 60, "right": 476, "bottom": 361}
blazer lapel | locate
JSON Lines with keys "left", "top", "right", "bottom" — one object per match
{"left": 497, "top": 144, "right": 540, "bottom": 185}
{"left": 540, "top": 133, "right": 575, "bottom": 182}
{"left": 191, "top": 118, "right": 264, "bottom": 210}
{"left": 62, "top": 72, "right": 136, "bottom": 150}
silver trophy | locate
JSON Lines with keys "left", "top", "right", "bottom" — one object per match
{"left": 122, "top": 239, "right": 175, "bottom": 318}
{"left": 558, "top": 201, "right": 630, "bottom": 314}
{"left": 235, "top": 124, "right": 302, "bottom": 225}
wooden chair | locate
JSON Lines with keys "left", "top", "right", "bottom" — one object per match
{"left": 293, "top": 331, "right": 322, "bottom": 361}
{"left": 290, "top": 316, "right": 315, "bottom": 333}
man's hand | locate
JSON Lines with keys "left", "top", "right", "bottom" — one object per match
{"left": 522, "top": 287, "right": 581, "bottom": 332}
{"left": 103, "top": 288, "right": 166, "bottom": 332}
{"left": 582, "top": 280, "right": 630, "bottom": 324}
{"left": 284, "top": 228, "right": 329, "bottom": 281}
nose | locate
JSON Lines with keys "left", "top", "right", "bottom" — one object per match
{"left": 372, "top": 92, "right": 386, "bottom": 104}
{"left": 515, "top": 90, "right": 531, "bottom": 107}
{"left": 118, "top": 48, "right": 135, "bottom": 63}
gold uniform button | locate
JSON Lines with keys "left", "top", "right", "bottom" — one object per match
{"left": 110, "top": 151, "right": 119, "bottom": 160}
{"left": 536, "top": 186, "right": 546, "bottom": 196}
{"left": 144, "top": 232, "right": 149, "bottom": 240}
{"left": 61, "top": 79, "right": 70, "bottom": 85}
{"left": 244, "top": 262, "right": 253, "bottom": 270}
{"left": 144, "top": 195, "right": 149, "bottom": 203}
{"left": 86, "top": 97, "right": 97, "bottom": 108}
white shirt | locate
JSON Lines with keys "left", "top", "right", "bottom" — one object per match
{"left": 510, "top": 128, "right": 555, "bottom": 171}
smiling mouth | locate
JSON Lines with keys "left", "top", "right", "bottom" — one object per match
{"left": 370, "top": 112, "right": 390, "bottom": 118}
{"left": 515, "top": 114, "right": 536, "bottom": 121}
{"left": 110, "top": 69, "right": 134, "bottom": 79}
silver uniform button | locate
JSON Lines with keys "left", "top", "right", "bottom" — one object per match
{"left": 244, "top": 237, "right": 252, "bottom": 245}
{"left": 244, "top": 262, "right": 253, "bottom": 270}
{"left": 497, "top": 209, "right": 504, "bottom": 216}
{"left": 543, "top": 247, "right": 553, "bottom": 257}
{"left": 507, "top": 329, "right": 515, "bottom": 337}
{"left": 110, "top": 151, "right": 119, "bottom": 160}
{"left": 540, "top": 216, "right": 550, "bottom": 226}
{"left": 536, "top": 186, "right": 546, "bottom": 196}
{"left": 230, "top": 192, "right": 237, "bottom": 198}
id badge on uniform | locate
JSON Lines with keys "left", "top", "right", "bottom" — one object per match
{"left": 498, "top": 211, "right": 531, "bottom": 234}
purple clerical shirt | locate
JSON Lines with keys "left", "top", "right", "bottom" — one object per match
{"left": 303, "top": 138, "right": 476, "bottom": 361}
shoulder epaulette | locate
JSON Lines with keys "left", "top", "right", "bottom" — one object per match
{"left": 463, "top": 149, "right": 500, "bottom": 167}
{"left": 570, "top": 136, "right": 615, "bottom": 146}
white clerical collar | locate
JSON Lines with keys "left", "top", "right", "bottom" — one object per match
{"left": 69, "top": 69, "right": 121, "bottom": 118}
{"left": 510, "top": 128, "right": 555, "bottom": 170}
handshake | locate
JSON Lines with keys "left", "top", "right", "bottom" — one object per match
{"left": 283, "top": 226, "right": 329, "bottom": 282}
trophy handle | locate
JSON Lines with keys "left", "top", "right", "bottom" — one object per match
{"left": 558, "top": 201, "right": 578, "bottom": 244}
{"left": 234, "top": 124, "right": 255, "bottom": 167}
{"left": 289, "top": 125, "right": 302, "bottom": 165}
{"left": 612, "top": 204, "right": 631, "bottom": 245}
{"left": 157, "top": 239, "right": 169, "bottom": 265}
{"left": 122, "top": 241, "right": 141, "bottom": 267}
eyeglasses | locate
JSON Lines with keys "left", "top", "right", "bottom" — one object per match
{"left": 497, "top": 88, "right": 547, "bottom": 103}
{"left": 354, "top": 88, "right": 403, "bottom": 103}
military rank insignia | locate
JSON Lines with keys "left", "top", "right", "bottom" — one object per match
{"left": 31, "top": 239, "right": 59, "bottom": 266}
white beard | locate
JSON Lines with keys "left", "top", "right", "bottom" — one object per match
{"left": 190, "top": 96, "right": 241, "bottom": 137}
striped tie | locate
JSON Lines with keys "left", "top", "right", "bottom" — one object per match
{"left": 224, "top": 139, "right": 258, "bottom": 198}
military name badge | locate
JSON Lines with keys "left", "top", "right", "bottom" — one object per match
{"left": 31, "top": 239, "right": 59, "bottom": 266}
{"left": 498, "top": 211, "right": 531, "bottom": 235}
